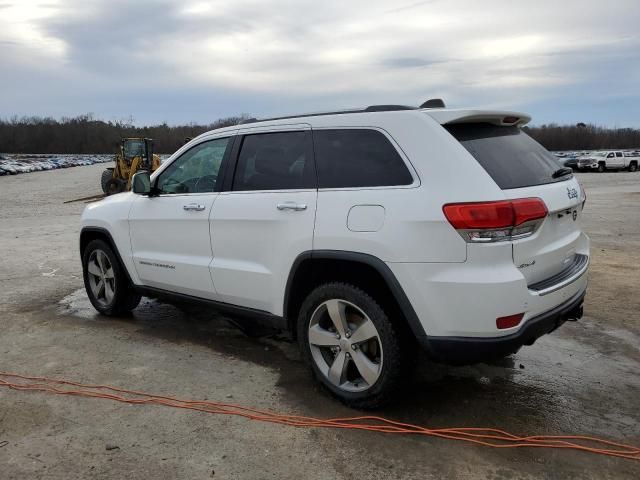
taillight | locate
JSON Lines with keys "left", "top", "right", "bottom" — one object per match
{"left": 443, "top": 198, "right": 548, "bottom": 243}
{"left": 496, "top": 313, "right": 524, "bottom": 329}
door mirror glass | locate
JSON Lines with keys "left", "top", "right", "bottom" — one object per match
{"left": 132, "top": 171, "right": 151, "bottom": 195}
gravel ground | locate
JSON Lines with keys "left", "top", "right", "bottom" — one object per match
{"left": 0, "top": 164, "right": 639, "bottom": 479}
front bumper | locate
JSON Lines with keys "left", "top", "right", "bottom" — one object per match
{"left": 577, "top": 162, "right": 597, "bottom": 169}
{"left": 419, "top": 287, "right": 585, "bottom": 365}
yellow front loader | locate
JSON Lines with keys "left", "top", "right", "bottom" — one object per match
{"left": 101, "top": 138, "right": 161, "bottom": 195}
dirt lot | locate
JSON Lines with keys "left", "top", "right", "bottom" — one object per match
{"left": 1, "top": 165, "right": 639, "bottom": 479}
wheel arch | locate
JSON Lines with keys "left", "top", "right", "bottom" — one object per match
{"left": 283, "top": 250, "right": 426, "bottom": 341}
{"left": 80, "top": 227, "right": 135, "bottom": 285}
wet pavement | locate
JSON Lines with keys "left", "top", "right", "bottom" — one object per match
{"left": 1, "top": 164, "right": 639, "bottom": 479}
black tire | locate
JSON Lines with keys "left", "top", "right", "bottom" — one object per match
{"left": 101, "top": 168, "right": 114, "bottom": 193}
{"left": 82, "top": 239, "right": 141, "bottom": 316}
{"left": 629, "top": 162, "right": 638, "bottom": 172}
{"left": 297, "top": 282, "right": 408, "bottom": 409}
{"left": 105, "top": 177, "right": 126, "bottom": 195}
{"left": 597, "top": 163, "right": 606, "bottom": 173}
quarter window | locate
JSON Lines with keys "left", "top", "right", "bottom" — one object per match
{"left": 156, "top": 137, "right": 230, "bottom": 194}
{"left": 313, "top": 129, "right": 413, "bottom": 188}
{"left": 232, "top": 131, "right": 314, "bottom": 191}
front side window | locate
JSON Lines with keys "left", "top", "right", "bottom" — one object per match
{"left": 232, "top": 131, "right": 314, "bottom": 191}
{"left": 156, "top": 137, "right": 230, "bottom": 194}
{"left": 313, "top": 129, "right": 413, "bottom": 188}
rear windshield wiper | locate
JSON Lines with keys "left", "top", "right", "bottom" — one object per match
{"left": 552, "top": 167, "right": 573, "bottom": 179}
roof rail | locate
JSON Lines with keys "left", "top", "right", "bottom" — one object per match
{"left": 231, "top": 101, "right": 439, "bottom": 127}
{"left": 364, "top": 104, "right": 417, "bottom": 112}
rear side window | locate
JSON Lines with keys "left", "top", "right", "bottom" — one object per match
{"left": 445, "top": 123, "right": 571, "bottom": 190}
{"left": 313, "top": 129, "right": 413, "bottom": 188}
{"left": 232, "top": 131, "right": 315, "bottom": 191}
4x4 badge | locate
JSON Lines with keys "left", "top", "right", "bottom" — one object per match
{"left": 567, "top": 187, "right": 578, "bottom": 199}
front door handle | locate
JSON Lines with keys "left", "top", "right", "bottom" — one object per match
{"left": 277, "top": 202, "right": 307, "bottom": 211}
{"left": 183, "top": 203, "right": 206, "bottom": 211}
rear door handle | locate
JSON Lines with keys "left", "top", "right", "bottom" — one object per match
{"left": 183, "top": 203, "right": 206, "bottom": 211}
{"left": 277, "top": 202, "right": 307, "bottom": 211}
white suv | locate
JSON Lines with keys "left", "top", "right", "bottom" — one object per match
{"left": 80, "top": 102, "right": 589, "bottom": 408}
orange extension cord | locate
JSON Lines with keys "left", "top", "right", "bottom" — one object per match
{"left": 1, "top": 371, "right": 639, "bottom": 461}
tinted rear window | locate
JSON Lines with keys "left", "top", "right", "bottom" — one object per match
{"left": 445, "top": 123, "right": 571, "bottom": 189}
{"left": 313, "top": 129, "right": 413, "bottom": 188}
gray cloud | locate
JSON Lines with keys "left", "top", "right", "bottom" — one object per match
{"left": 0, "top": 0, "right": 639, "bottom": 126}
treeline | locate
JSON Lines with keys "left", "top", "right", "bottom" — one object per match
{"left": 1, "top": 115, "right": 639, "bottom": 154}
{"left": 524, "top": 124, "right": 640, "bottom": 151}
{"left": 0, "top": 114, "right": 248, "bottom": 154}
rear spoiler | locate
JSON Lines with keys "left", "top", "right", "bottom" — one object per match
{"left": 423, "top": 109, "right": 531, "bottom": 127}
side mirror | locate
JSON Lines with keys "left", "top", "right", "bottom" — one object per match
{"left": 132, "top": 171, "right": 151, "bottom": 195}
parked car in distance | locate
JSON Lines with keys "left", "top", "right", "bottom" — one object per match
{"left": 577, "top": 151, "right": 639, "bottom": 172}
{"left": 79, "top": 102, "right": 589, "bottom": 408}
{"left": 562, "top": 155, "right": 579, "bottom": 170}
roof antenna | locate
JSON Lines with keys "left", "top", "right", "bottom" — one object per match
{"left": 420, "top": 99, "right": 445, "bottom": 109}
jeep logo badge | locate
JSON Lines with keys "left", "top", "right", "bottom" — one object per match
{"left": 567, "top": 187, "right": 578, "bottom": 200}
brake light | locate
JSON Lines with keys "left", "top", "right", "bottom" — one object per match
{"left": 496, "top": 313, "right": 524, "bottom": 329}
{"left": 443, "top": 198, "right": 547, "bottom": 243}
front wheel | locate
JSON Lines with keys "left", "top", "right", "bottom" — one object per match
{"left": 597, "top": 163, "right": 606, "bottom": 173}
{"left": 82, "top": 239, "right": 141, "bottom": 316}
{"left": 297, "top": 282, "right": 408, "bottom": 409}
{"left": 105, "top": 177, "right": 126, "bottom": 195}
{"left": 101, "top": 168, "right": 114, "bottom": 193}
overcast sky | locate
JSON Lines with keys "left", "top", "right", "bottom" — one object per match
{"left": 1, "top": 0, "right": 639, "bottom": 126}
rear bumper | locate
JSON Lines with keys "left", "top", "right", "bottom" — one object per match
{"left": 420, "top": 287, "right": 586, "bottom": 365}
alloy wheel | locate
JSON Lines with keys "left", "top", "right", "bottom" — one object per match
{"left": 308, "top": 299, "right": 383, "bottom": 393}
{"left": 87, "top": 249, "right": 116, "bottom": 307}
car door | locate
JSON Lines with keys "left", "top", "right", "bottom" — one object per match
{"left": 129, "top": 135, "right": 234, "bottom": 299}
{"left": 209, "top": 125, "right": 317, "bottom": 314}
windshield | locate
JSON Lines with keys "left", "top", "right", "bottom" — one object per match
{"left": 445, "top": 123, "right": 572, "bottom": 189}
{"left": 124, "top": 139, "right": 145, "bottom": 159}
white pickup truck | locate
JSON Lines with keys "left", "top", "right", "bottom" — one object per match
{"left": 577, "top": 151, "right": 639, "bottom": 172}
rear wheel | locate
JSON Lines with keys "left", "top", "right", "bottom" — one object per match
{"left": 629, "top": 162, "right": 638, "bottom": 172}
{"left": 82, "top": 239, "right": 140, "bottom": 315}
{"left": 297, "top": 282, "right": 408, "bottom": 409}
{"left": 100, "top": 168, "right": 114, "bottom": 193}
